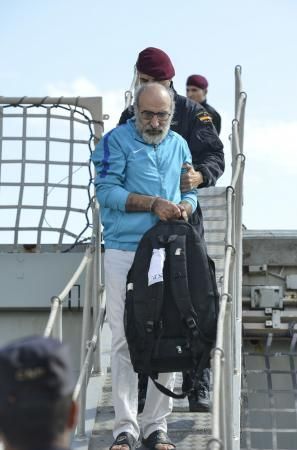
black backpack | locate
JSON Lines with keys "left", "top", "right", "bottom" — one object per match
{"left": 124, "top": 220, "right": 219, "bottom": 398}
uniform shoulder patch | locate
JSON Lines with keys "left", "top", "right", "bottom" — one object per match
{"left": 196, "top": 111, "right": 213, "bottom": 124}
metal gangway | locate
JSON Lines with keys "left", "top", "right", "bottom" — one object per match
{"left": 0, "top": 65, "right": 246, "bottom": 450}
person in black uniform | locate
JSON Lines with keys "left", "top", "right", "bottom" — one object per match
{"left": 119, "top": 48, "right": 224, "bottom": 191}
{"left": 0, "top": 335, "right": 78, "bottom": 450}
{"left": 186, "top": 74, "right": 221, "bottom": 135}
{"left": 119, "top": 47, "right": 224, "bottom": 414}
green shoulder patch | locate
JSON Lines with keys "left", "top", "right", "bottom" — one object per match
{"left": 196, "top": 111, "right": 213, "bottom": 124}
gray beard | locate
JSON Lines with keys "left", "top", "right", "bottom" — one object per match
{"left": 135, "top": 116, "right": 171, "bottom": 146}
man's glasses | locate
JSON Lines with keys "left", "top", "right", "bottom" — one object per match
{"left": 140, "top": 111, "right": 171, "bottom": 121}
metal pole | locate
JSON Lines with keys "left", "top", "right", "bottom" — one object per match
{"left": 77, "top": 252, "right": 94, "bottom": 437}
{"left": 53, "top": 302, "right": 63, "bottom": 341}
{"left": 96, "top": 202, "right": 104, "bottom": 375}
{"left": 92, "top": 199, "right": 100, "bottom": 373}
{"left": 76, "top": 361, "right": 89, "bottom": 438}
{"left": 234, "top": 66, "right": 242, "bottom": 118}
{"left": 209, "top": 66, "right": 246, "bottom": 450}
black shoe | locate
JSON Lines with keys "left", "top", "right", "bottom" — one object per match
{"left": 142, "top": 430, "right": 176, "bottom": 449}
{"left": 188, "top": 383, "right": 210, "bottom": 412}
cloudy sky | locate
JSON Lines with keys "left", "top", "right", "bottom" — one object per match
{"left": 1, "top": 0, "right": 297, "bottom": 230}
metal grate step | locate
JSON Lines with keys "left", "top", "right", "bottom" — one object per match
{"left": 90, "top": 370, "right": 211, "bottom": 450}
{"left": 241, "top": 335, "right": 297, "bottom": 450}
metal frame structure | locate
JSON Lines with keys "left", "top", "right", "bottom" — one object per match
{"left": 208, "top": 66, "right": 247, "bottom": 450}
{"left": 0, "top": 96, "right": 105, "bottom": 437}
{"left": 0, "top": 68, "right": 247, "bottom": 446}
{"left": 241, "top": 230, "right": 297, "bottom": 449}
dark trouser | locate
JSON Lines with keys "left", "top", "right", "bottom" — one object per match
{"left": 182, "top": 363, "right": 210, "bottom": 395}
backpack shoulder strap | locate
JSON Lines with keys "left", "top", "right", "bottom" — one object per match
{"left": 168, "top": 233, "right": 199, "bottom": 334}
{"left": 140, "top": 239, "right": 166, "bottom": 374}
{"left": 150, "top": 345, "right": 211, "bottom": 399}
{"left": 152, "top": 377, "right": 187, "bottom": 399}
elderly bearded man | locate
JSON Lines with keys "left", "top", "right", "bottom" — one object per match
{"left": 92, "top": 83, "right": 198, "bottom": 450}
{"left": 120, "top": 46, "right": 223, "bottom": 414}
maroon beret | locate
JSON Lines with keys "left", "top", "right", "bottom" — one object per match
{"left": 186, "top": 74, "right": 208, "bottom": 89}
{"left": 136, "top": 47, "right": 175, "bottom": 81}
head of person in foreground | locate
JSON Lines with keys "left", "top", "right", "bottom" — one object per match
{"left": 0, "top": 335, "right": 78, "bottom": 450}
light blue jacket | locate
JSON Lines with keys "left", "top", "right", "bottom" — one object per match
{"left": 92, "top": 118, "right": 198, "bottom": 251}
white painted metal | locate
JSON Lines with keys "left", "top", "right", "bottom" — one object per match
{"left": 0, "top": 96, "right": 105, "bottom": 440}
{"left": 0, "top": 73, "right": 247, "bottom": 448}
{"left": 208, "top": 66, "right": 246, "bottom": 450}
{"left": 0, "top": 96, "right": 103, "bottom": 140}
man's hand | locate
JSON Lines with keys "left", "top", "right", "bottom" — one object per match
{"left": 181, "top": 163, "right": 204, "bottom": 192}
{"left": 125, "top": 194, "right": 191, "bottom": 222}
{"left": 177, "top": 201, "right": 193, "bottom": 222}
{"left": 177, "top": 204, "right": 188, "bottom": 221}
{"left": 152, "top": 198, "right": 182, "bottom": 221}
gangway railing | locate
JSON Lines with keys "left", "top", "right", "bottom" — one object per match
{"left": 0, "top": 96, "right": 105, "bottom": 439}
{"left": 0, "top": 73, "right": 247, "bottom": 447}
{"left": 208, "top": 66, "right": 247, "bottom": 450}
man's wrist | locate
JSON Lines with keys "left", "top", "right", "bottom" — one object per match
{"left": 126, "top": 193, "right": 160, "bottom": 212}
{"left": 150, "top": 196, "right": 159, "bottom": 212}
{"left": 195, "top": 170, "right": 204, "bottom": 186}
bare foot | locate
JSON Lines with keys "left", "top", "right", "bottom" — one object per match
{"left": 110, "top": 432, "right": 136, "bottom": 450}
{"left": 155, "top": 445, "right": 175, "bottom": 450}
{"left": 110, "top": 445, "right": 129, "bottom": 450}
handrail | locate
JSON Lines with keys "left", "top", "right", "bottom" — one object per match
{"left": 208, "top": 67, "right": 247, "bottom": 449}
{"left": 42, "top": 212, "right": 105, "bottom": 437}
{"left": 74, "top": 297, "right": 106, "bottom": 437}
{"left": 73, "top": 301, "right": 106, "bottom": 402}
{"left": 43, "top": 250, "right": 90, "bottom": 338}
{"left": 124, "top": 65, "right": 138, "bottom": 109}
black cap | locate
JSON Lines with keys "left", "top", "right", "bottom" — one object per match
{"left": 0, "top": 335, "right": 75, "bottom": 410}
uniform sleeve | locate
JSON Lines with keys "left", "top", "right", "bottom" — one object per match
{"left": 91, "top": 131, "right": 130, "bottom": 211}
{"left": 213, "top": 110, "right": 221, "bottom": 135}
{"left": 118, "top": 106, "right": 134, "bottom": 125}
{"left": 188, "top": 109, "right": 225, "bottom": 187}
{"left": 180, "top": 143, "right": 198, "bottom": 212}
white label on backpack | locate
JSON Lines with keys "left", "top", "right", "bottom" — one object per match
{"left": 148, "top": 248, "right": 166, "bottom": 286}
{"left": 127, "top": 283, "right": 134, "bottom": 291}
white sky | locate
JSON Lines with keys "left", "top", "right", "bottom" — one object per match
{"left": 1, "top": 0, "right": 297, "bottom": 230}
